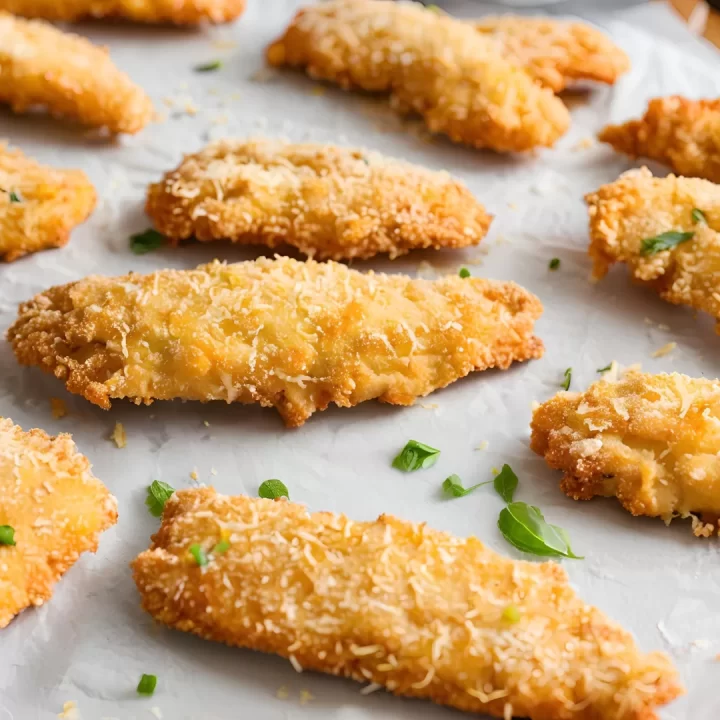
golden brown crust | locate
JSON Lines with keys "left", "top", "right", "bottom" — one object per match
{"left": 0, "top": 0, "right": 245, "bottom": 24}
{"left": 474, "top": 16, "right": 630, "bottom": 93}
{"left": 146, "top": 139, "right": 492, "bottom": 260}
{"left": 0, "top": 12, "right": 153, "bottom": 133}
{"left": 132, "top": 488, "right": 682, "bottom": 720}
{"left": 531, "top": 371, "right": 720, "bottom": 538}
{"left": 585, "top": 167, "right": 720, "bottom": 330}
{"left": 7, "top": 256, "right": 544, "bottom": 427}
{"left": 266, "top": 1, "right": 569, "bottom": 153}
{"left": 0, "top": 417, "right": 118, "bottom": 628}
{"left": 598, "top": 96, "right": 720, "bottom": 183}
{"left": 0, "top": 144, "right": 96, "bottom": 262}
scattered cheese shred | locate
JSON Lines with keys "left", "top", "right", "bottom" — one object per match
{"left": 299, "top": 689, "right": 314, "bottom": 705}
{"left": 110, "top": 422, "right": 126, "bottom": 449}
{"left": 58, "top": 701, "right": 79, "bottom": 720}
{"left": 652, "top": 342, "right": 677, "bottom": 358}
{"left": 276, "top": 686, "right": 289, "bottom": 700}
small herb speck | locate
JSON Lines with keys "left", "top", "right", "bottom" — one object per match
{"left": 195, "top": 60, "right": 222, "bottom": 72}
{"left": 130, "top": 228, "right": 165, "bottom": 255}
{"left": 458, "top": 267, "right": 471, "bottom": 279}
{"left": 561, "top": 367, "right": 572, "bottom": 391}
{"left": 548, "top": 258, "right": 560, "bottom": 270}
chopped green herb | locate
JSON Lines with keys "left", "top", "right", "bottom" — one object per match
{"left": 442, "top": 474, "right": 490, "bottom": 498}
{"left": 548, "top": 258, "right": 560, "bottom": 270}
{"left": 189, "top": 543, "right": 208, "bottom": 566}
{"left": 426, "top": 4, "right": 442, "bottom": 12}
{"left": 145, "top": 480, "right": 175, "bottom": 517}
{"left": 493, "top": 464, "right": 518, "bottom": 503}
{"left": 498, "top": 502, "right": 583, "bottom": 559}
{"left": 458, "top": 267, "right": 471, "bottom": 279}
{"left": 130, "top": 228, "right": 165, "bottom": 255}
{"left": 195, "top": 60, "right": 222, "bottom": 72}
{"left": 502, "top": 604, "right": 521, "bottom": 623}
{"left": 8, "top": 190, "right": 20, "bottom": 203}
{"left": 137, "top": 674, "right": 157, "bottom": 696}
{"left": 596, "top": 363, "right": 613, "bottom": 373}
{"left": 692, "top": 208, "right": 707, "bottom": 225}
{"left": 641, "top": 231, "right": 694, "bottom": 256}
{"left": 258, "top": 479, "right": 289, "bottom": 500}
{"left": 561, "top": 367, "right": 572, "bottom": 391}
{"left": 392, "top": 440, "right": 440, "bottom": 472}
{"left": 212, "top": 539, "right": 230, "bottom": 555}
{"left": 0, "top": 525, "right": 16, "bottom": 546}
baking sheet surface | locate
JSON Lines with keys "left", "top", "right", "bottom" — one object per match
{"left": 1, "top": 3, "right": 719, "bottom": 719}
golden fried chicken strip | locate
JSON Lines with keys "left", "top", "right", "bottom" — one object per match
{"left": 586, "top": 167, "right": 720, "bottom": 330}
{"left": 599, "top": 96, "right": 720, "bottom": 183}
{"left": 0, "top": 12, "right": 153, "bottom": 133}
{"left": 7, "top": 257, "right": 544, "bottom": 427}
{"left": 0, "top": 418, "right": 117, "bottom": 629}
{"left": 266, "top": 1, "right": 569, "bottom": 153}
{"left": 146, "top": 139, "right": 492, "bottom": 260}
{"left": 531, "top": 371, "right": 720, "bottom": 538}
{"left": 474, "top": 16, "right": 630, "bottom": 93}
{"left": 0, "top": 0, "right": 245, "bottom": 24}
{"left": 132, "top": 488, "right": 681, "bottom": 720}
{"left": 0, "top": 144, "right": 96, "bottom": 262}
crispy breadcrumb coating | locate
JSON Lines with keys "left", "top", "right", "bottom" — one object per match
{"left": 0, "top": 12, "right": 153, "bottom": 133}
{"left": 0, "top": 144, "right": 96, "bottom": 262}
{"left": 146, "top": 139, "right": 492, "bottom": 260}
{"left": 0, "top": 0, "right": 245, "bottom": 24}
{"left": 266, "top": 1, "right": 569, "bottom": 153}
{"left": 7, "top": 256, "right": 544, "bottom": 427}
{"left": 0, "top": 417, "right": 117, "bottom": 629}
{"left": 599, "top": 96, "right": 720, "bottom": 183}
{"left": 474, "top": 16, "right": 630, "bottom": 93}
{"left": 531, "top": 371, "right": 720, "bottom": 538}
{"left": 132, "top": 488, "right": 681, "bottom": 720}
{"left": 586, "top": 167, "right": 720, "bottom": 330}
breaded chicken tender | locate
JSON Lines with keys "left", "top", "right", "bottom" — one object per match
{"left": 132, "top": 488, "right": 681, "bottom": 720}
{"left": 0, "top": 12, "right": 153, "bottom": 133}
{"left": 0, "top": 144, "right": 96, "bottom": 262}
{"left": 586, "top": 167, "right": 720, "bottom": 330}
{"left": 266, "top": 1, "right": 569, "bottom": 153}
{"left": 474, "top": 16, "right": 630, "bottom": 93}
{"left": 0, "top": 418, "right": 118, "bottom": 628}
{"left": 146, "top": 139, "right": 492, "bottom": 260}
{"left": 599, "top": 96, "right": 720, "bottom": 183}
{"left": 0, "top": 0, "right": 245, "bottom": 24}
{"left": 7, "top": 257, "right": 544, "bottom": 427}
{"left": 531, "top": 371, "right": 720, "bottom": 538}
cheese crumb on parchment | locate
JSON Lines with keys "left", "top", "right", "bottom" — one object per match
{"left": 50, "top": 397, "right": 68, "bottom": 419}
{"left": 110, "top": 422, "right": 126, "bottom": 449}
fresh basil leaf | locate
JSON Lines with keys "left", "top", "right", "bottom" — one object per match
{"left": 458, "top": 267, "right": 471, "bottom": 279}
{"left": 0, "top": 525, "right": 16, "bottom": 546}
{"left": 130, "top": 228, "right": 165, "bottom": 255}
{"left": 189, "top": 543, "right": 208, "bottom": 566}
{"left": 442, "top": 474, "right": 490, "bottom": 498}
{"left": 145, "top": 480, "right": 175, "bottom": 517}
{"left": 493, "top": 464, "right": 518, "bottom": 503}
{"left": 548, "top": 258, "right": 560, "bottom": 270}
{"left": 692, "top": 208, "right": 707, "bottom": 225}
{"left": 596, "top": 363, "right": 612, "bottom": 373}
{"left": 195, "top": 60, "right": 222, "bottom": 72}
{"left": 562, "top": 367, "right": 572, "bottom": 391}
{"left": 641, "top": 231, "right": 694, "bottom": 256}
{"left": 258, "top": 479, "right": 289, "bottom": 500}
{"left": 392, "top": 440, "right": 440, "bottom": 472}
{"left": 137, "top": 674, "right": 157, "bottom": 696}
{"left": 213, "top": 539, "right": 230, "bottom": 555}
{"left": 498, "top": 503, "right": 582, "bottom": 559}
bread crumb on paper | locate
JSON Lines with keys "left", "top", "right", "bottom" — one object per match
{"left": 50, "top": 397, "right": 67, "bottom": 419}
{"left": 572, "top": 136, "right": 595, "bottom": 151}
{"left": 58, "top": 701, "right": 79, "bottom": 720}
{"left": 110, "top": 422, "right": 126, "bottom": 449}
{"left": 276, "top": 686, "right": 289, "bottom": 700}
{"left": 299, "top": 689, "right": 314, "bottom": 705}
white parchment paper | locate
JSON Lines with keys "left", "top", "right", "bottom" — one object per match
{"left": 1, "top": 3, "right": 719, "bottom": 719}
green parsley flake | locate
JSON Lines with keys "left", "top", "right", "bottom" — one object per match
{"left": 548, "top": 258, "right": 560, "bottom": 270}
{"left": 258, "top": 479, "right": 289, "bottom": 500}
{"left": 189, "top": 543, "right": 208, "bottom": 567}
{"left": 561, "top": 367, "right": 572, "bottom": 391}
{"left": 692, "top": 208, "right": 707, "bottom": 224}
{"left": 458, "top": 267, "right": 471, "bottom": 279}
{"left": 498, "top": 502, "right": 583, "bottom": 559}
{"left": 597, "top": 363, "right": 613, "bottom": 373}
{"left": 195, "top": 60, "right": 222, "bottom": 72}
{"left": 137, "top": 674, "right": 157, "bottom": 696}
{"left": 145, "top": 480, "right": 175, "bottom": 517}
{"left": 130, "top": 228, "right": 165, "bottom": 255}
{"left": 442, "top": 474, "right": 490, "bottom": 498}
{"left": 213, "top": 539, "right": 231, "bottom": 555}
{"left": 641, "top": 231, "right": 694, "bottom": 256}
{"left": 0, "top": 525, "right": 16, "bottom": 546}
{"left": 493, "top": 464, "right": 518, "bottom": 503}
{"left": 8, "top": 190, "right": 21, "bottom": 203}
{"left": 392, "top": 440, "right": 440, "bottom": 472}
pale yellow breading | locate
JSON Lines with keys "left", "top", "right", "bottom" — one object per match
{"left": 599, "top": 96, "right": 720, "bottom": 183}
{"left": 7, "top": 256, "right": 544, "bottom": 427}
{"left": 586, "top": 167, "right": 720, "bottom": 331}
{"left": 0, "top": 12, "right": 153, "bottom": 133}
{"left": 0, "top": 417, "right": 117, "bottom": 629}
{"left": 0, "top": 144, "right": 96, "bottom": 262}
{"left": 0, "top": 0, "right": 245, "bottom": 24}
{"left": 473, "top": 16, "right": 630, "bottom": 94}
{"left": 145, "top": 139, "right": 492, "bottom": 260}
{"left": 132, "top": 488, "right": 682, "bottom": 720}
{"left": 531, "top": 371, "right": 720, "bottom": 538}
{"left": 266, "top": 1, "right": 569, "bottom": 153}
